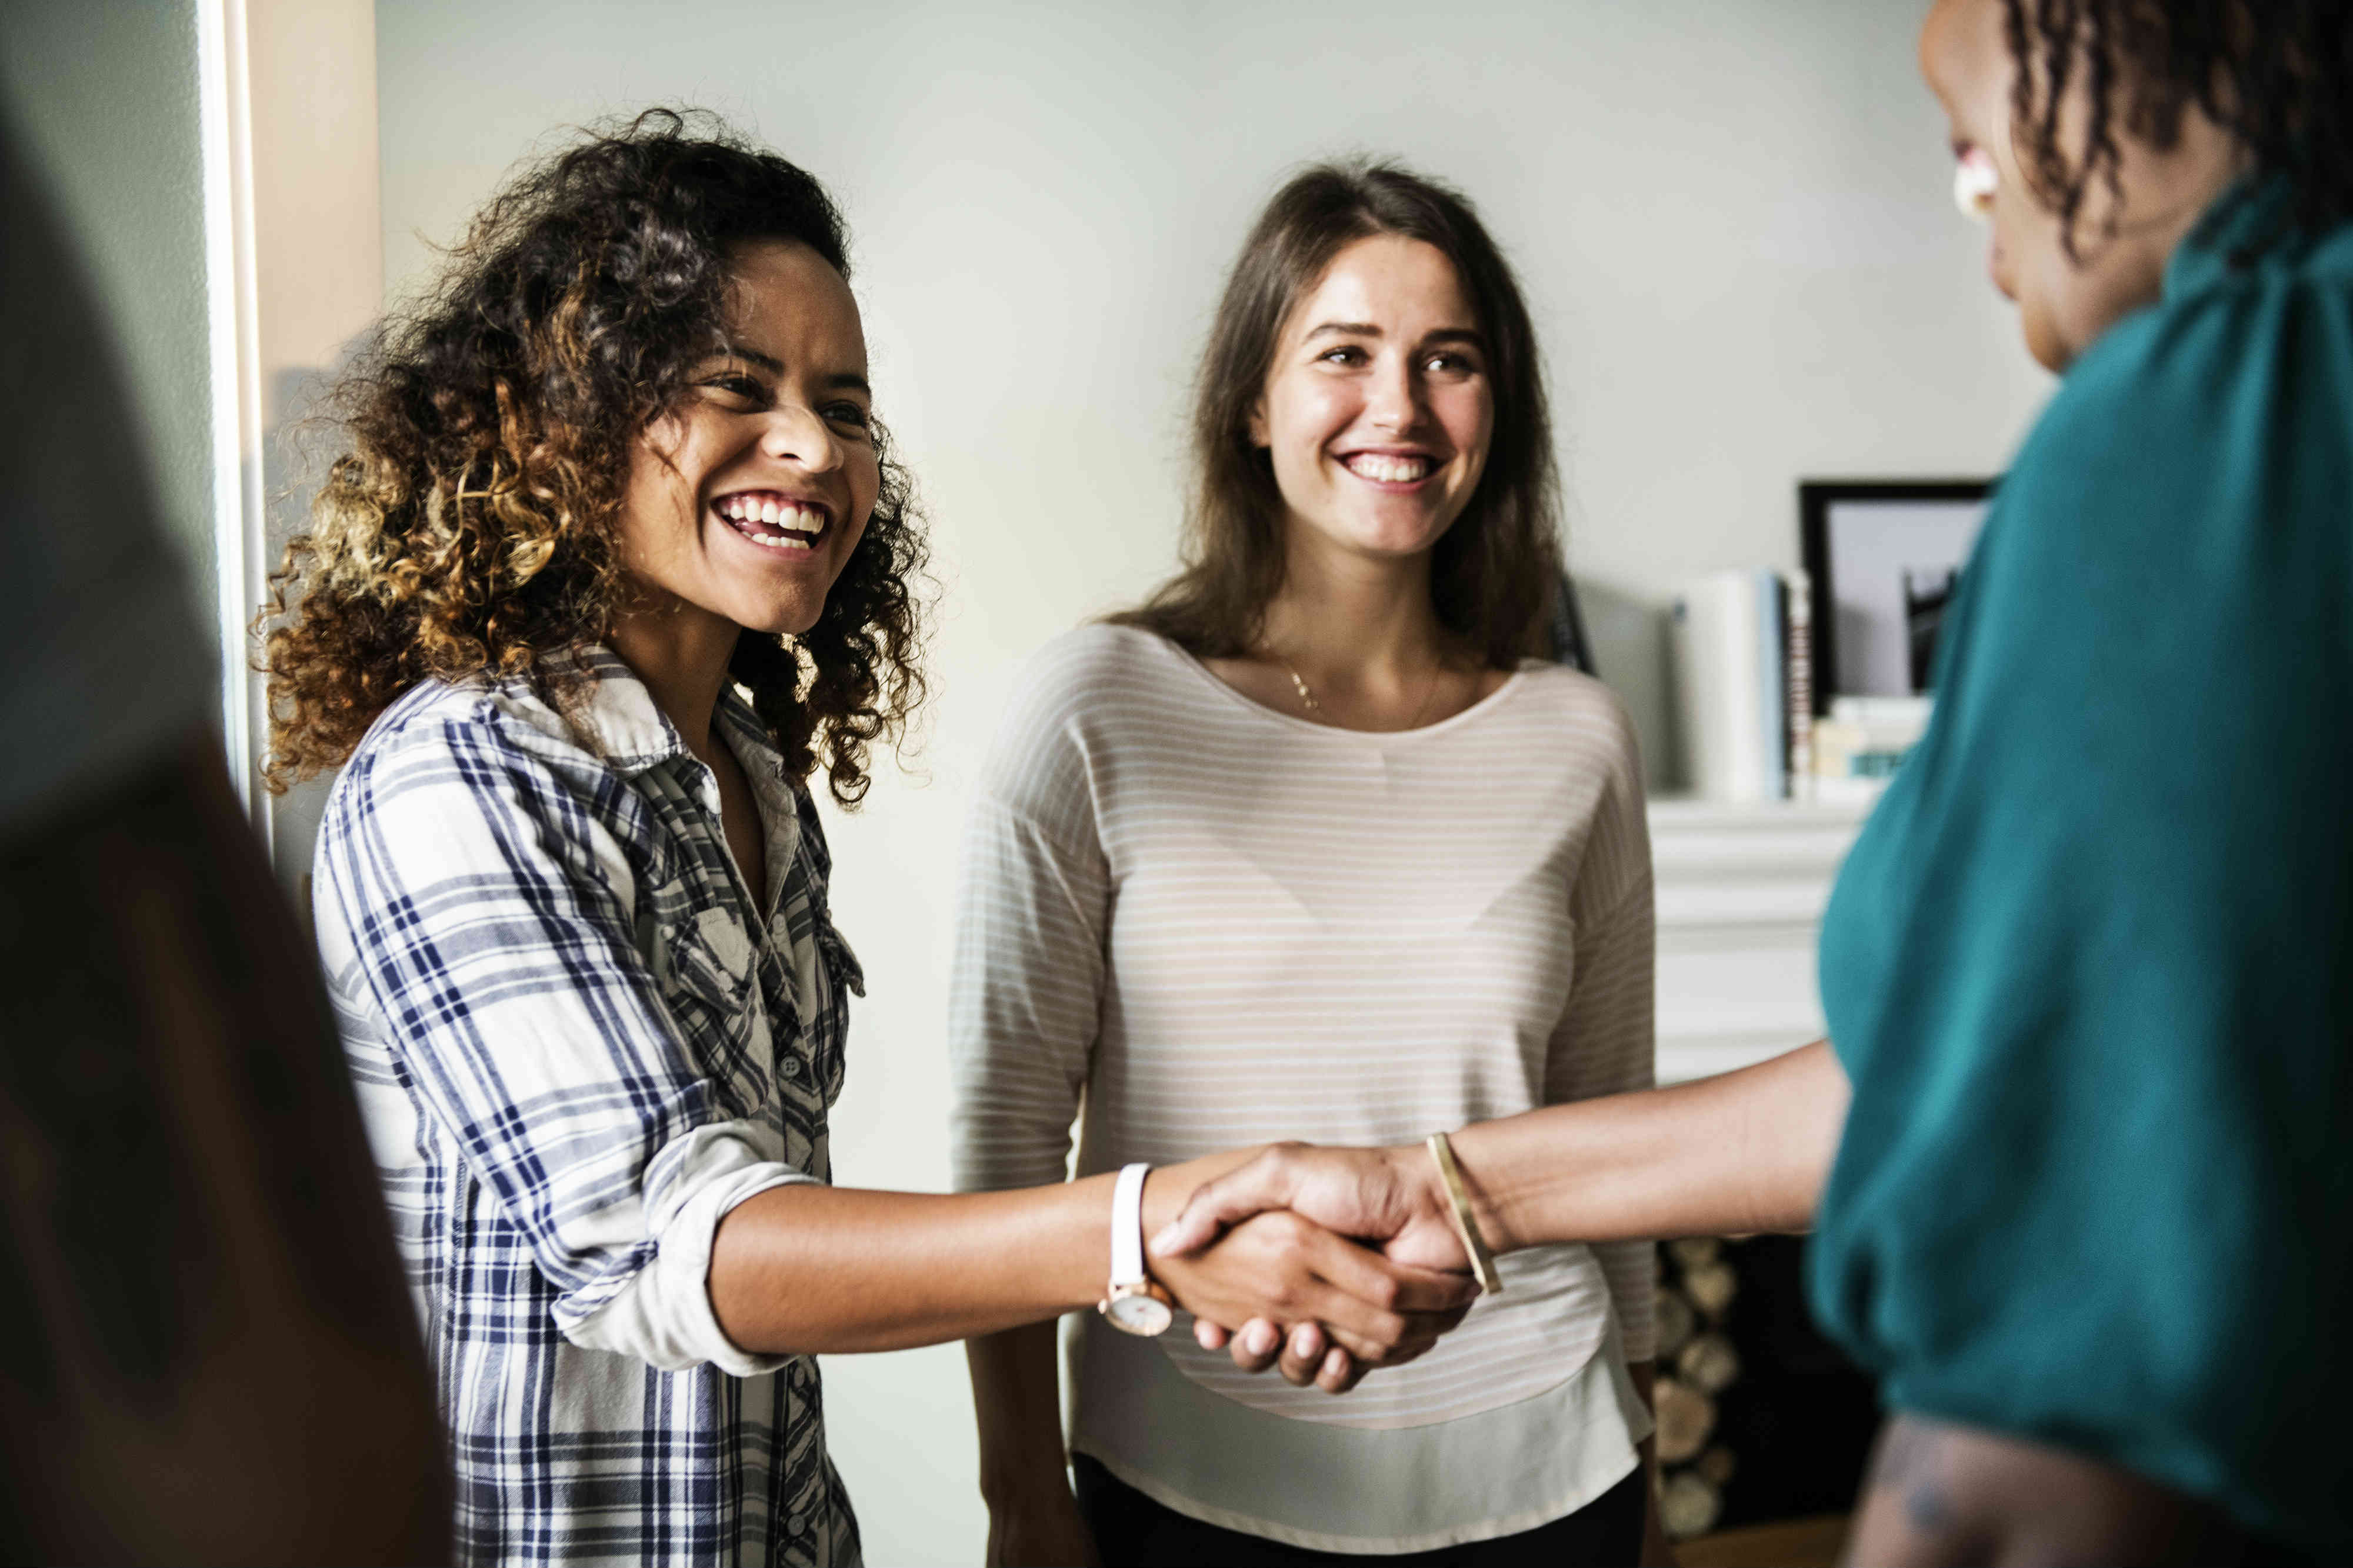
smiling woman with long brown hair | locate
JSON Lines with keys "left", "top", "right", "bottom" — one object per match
{"left": 951, "top": 161, "right": 1672, "bottom": 1566}
{"left": 1159, "top": 3, "right": 2353, "bottom": 1563}
{"left": 264, "top": 112, "right": 1472, "bottom": 1568}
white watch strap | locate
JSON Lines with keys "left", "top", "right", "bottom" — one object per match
{"left": 1109, "top": 1162, "right": 1151, "bottom": 1288}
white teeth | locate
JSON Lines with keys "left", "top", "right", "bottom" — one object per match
{"left": 1347, "top": 453, "right": 1431, "bottom": 483}
{"left": 716, "top": 494, "right": 829, "bottom": 538}
{"left": 741, "top": 530, "right": 813, "bottom": 552}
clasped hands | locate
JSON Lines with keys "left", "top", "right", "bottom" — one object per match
{"left": 1148, "top": 1142, "right": 1479, "bottom": 1393}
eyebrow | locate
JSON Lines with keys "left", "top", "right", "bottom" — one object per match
{"left": 1302, "top": 321, "right": 1488, "bottom": 350}
{"left": 715, "top": 345, "right": 871, "bottom": 395}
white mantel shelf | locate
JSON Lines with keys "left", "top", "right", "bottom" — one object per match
{"left": 1647, "top": 796, "right": 1873, "bottom": 1085}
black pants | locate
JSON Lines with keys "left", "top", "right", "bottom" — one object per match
{"left": 1072, "top": 1454, "right": 1646, "bottom": 1568}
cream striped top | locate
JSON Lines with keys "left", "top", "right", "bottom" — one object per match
{"left": 951, "top": 625, "right": 1656, "bottom": 1438}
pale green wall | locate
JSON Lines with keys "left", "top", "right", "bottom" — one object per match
{"left": 1, "top": 0, "right": 215, "bottom": 583}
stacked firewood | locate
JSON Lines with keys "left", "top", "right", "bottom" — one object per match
{"left": 1652, "top": 1237, "right": 1742, "bottom": 1540}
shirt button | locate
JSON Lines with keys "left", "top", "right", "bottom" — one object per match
{"left": 787, "top": 1513, "right": 806, "bottom": 1536}
{"left": 779, "top": 1055, "right": 802, "bottom": 1078}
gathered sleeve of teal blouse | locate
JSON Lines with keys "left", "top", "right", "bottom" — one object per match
{"left": 1806, "top": 185, "right": 2353, "bottom": 1553}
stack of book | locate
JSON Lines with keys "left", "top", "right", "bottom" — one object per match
{"left": 1671, "top": 571, "right": 1938, "bottom": 803}
{"left": 1671, "top": 568, "right": 1817, "bottom": 802}
{"left": 1808, "top": 695, "right": 1932, "bottom": 804}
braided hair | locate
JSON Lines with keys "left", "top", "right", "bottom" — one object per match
{"left": 2003, "top": 0, "right": 2353, "bottom": 256}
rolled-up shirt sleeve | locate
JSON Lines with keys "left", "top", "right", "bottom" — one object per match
{"left": 319, "top": 712, "right": 814, "bottom": 1372}
{"left": 568, "top": 1150, "right": 809, "bottom": 1374}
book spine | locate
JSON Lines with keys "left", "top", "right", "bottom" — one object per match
{"left": 1757, "top": 569, "right": 1787, "bottom": 800}
{"left": 1784, "top": 567, "right": 1814, "bottom": 802}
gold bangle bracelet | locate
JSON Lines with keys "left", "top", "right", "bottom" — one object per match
{"left": 1425, "top": 1130, "right": 1505, "bottom": 1296}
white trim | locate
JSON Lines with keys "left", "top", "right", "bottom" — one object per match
{"left": 195, "top": 0, "right": 269, "bottom": 834}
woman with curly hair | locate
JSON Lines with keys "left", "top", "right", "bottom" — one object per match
{"left": 270, "top": 112, "right": 1472, "bottom": 1568}
{"left": 951, "top": 161, "right": 1669, "bottom": 1566}
{"left": 1163, "top": 2, "right": 2353, "bottom": 1562}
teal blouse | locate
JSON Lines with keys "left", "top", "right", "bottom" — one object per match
{"left": 1809, "top": 181, "right": 2353, "bottom": 1551}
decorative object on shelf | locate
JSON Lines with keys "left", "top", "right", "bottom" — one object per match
{"left": 1798, "top": 479, "right": 1993, "bottom": 716}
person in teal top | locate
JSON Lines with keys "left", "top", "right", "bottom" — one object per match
{"left": 1148, "top": 1, "right": 2353, "bottom": 1562}
{"left": 1811, "top": 168, "right": 2353, "bottom": 1557}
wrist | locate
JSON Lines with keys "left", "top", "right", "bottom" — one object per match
{"left": 978, "top": 1461, "right": 1076, "bottom": 1511}
{"left": 1384, "top": 1138, "right": 1442, "bottom": 1218}
{"left": 1099, "top": 1164, "right": 1174, "bottom": 1335}
{"left": 1137, "top": 1164, "right": 1183, "bottom": 1258}
{"left": 1432, "top": 1125, "right": 1519, "bottom": 1253}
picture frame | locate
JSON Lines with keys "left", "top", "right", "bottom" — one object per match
{"left": 1798, "top": 479, "right": 1994, "bottom": 716}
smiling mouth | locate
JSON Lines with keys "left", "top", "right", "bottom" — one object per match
{"left": 716, "top": 490, "right": 829, "bottom": 553}
{"left": 1341, "top": 452, "right": 1434, "bottom": 485}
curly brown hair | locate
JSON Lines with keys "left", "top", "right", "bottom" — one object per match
{"left": 1109, "top": 158, "right": 1562, "bottom": 668}
{"left": 262, "top": 108, "right": 927, "bottom": 806}
{"left": 2004, "top": 0, "right": 2353, "bottom": 259}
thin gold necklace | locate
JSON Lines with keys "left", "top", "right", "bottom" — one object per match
{"left": 1282, "top": 661, "right": 1323, "bottom": 713}
{"left": 1276, "top": 653, "right": 1446, "bottom": 729}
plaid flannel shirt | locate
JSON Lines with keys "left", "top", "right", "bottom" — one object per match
{"left": 315, "top": 650, "right": 865, "bottom": 1567}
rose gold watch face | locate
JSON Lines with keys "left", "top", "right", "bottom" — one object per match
{"left": 1103, "top": 1291, "right": 1174, "bottom": 1337}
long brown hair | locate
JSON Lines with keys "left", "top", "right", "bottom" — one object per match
{"left": 261, "top": 109, "right": 928, "bottom": 806}
{"left": 1111, "top": 158, "right": 1562, "bottom": 665}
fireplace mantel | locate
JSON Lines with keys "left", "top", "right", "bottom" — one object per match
{"left": 1648, "top": 797, "right": 1873, "bottom": 1086}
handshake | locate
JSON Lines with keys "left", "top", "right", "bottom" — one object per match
{"left": 1139, "top": 1138, "right": 1501, "bottom": 1394}
{"left": 1133, "top": 1040, "right": 1837, "bottom": 1389}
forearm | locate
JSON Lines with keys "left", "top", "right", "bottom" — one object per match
{"left": 1457, "top": 1040, "right": 1849, "bottom": 1253}
{"left": 712, "top": 1150, "right": 1257, "bottom": 1355}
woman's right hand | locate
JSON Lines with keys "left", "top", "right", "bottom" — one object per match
{"left": 1152, "top": 1142, "right": 1462, "bottom": 1269}
{"left": 984, "top": 1482, "right": 1100, "bottom": 1568}
{"left": 1146, "top": 1206, "right": 1478, "bottom": 1391}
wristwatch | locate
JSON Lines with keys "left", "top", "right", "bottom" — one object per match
{"left": 1097, "top": 1162, "right": 1175, "bottom": 1336}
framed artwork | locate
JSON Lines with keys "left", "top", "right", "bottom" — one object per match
{"left": 1798, "top": 479, "right": 1994, "bottom": 715}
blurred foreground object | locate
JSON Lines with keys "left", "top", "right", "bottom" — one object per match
{"left": 0, "top": 118, "right": 448, "bottom": 1564}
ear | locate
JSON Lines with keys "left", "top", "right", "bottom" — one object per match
{"left": 1247, "top": 394, "right": 1270, "bottom": 449}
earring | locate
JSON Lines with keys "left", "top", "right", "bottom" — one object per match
{"left": 1953, "top": 147, "right": 1998, "bottom": 222}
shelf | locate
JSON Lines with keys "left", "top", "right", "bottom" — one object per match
{"left": 1656, "top": 880, "right": 1834, "bottom": 930}
{"left": 1648, "top": 795, "right": 1875, "bottom": 826}
{"left": 1649, "top": 797, "right": 1872, "bottom": 886}
{"left": 1658, "top": 1030, "right": 1821, "bottom": 1086}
